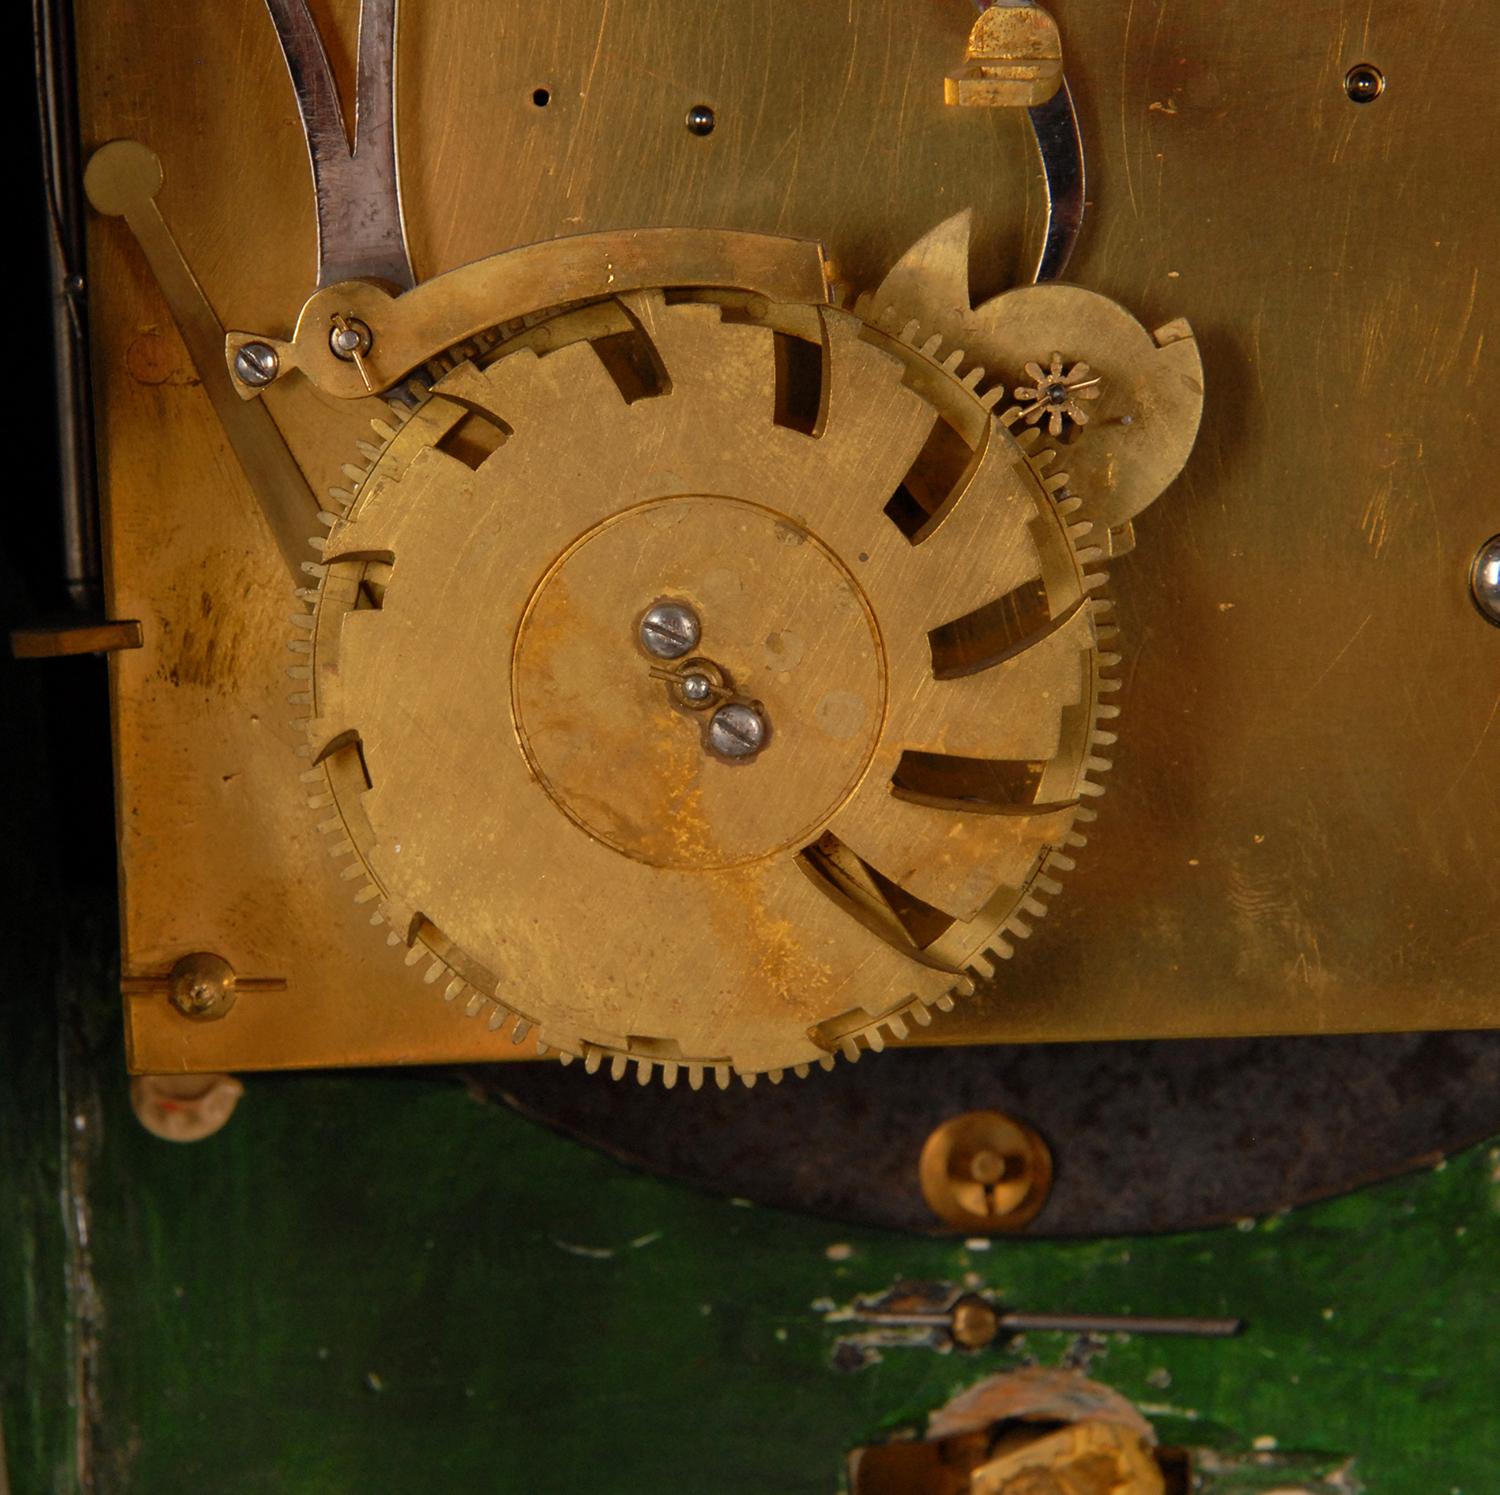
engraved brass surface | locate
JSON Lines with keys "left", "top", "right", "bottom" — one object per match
{"left": 80, "top": 0, "right": 1500, "bottom": 1073}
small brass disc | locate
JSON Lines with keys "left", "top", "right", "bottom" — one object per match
{"left": 303, "top": 279, "right": 1108, "bottom": 1083}
{"left": 512, "top": 494, "right": 886, "bottom": 870}
{"left": 920, "top": 1109, "right": 1054, "bottom": 1232}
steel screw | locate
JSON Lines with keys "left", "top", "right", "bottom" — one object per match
{"left": 233, "top": 341, "right": 280, "bottom": 388}
{"left": 1472, "top": 534, "right": 1500, "bottom": 626}
{"left": 708, "top": 701, "right": 768, "bottom": 760}
{"left": 639, "top": 601, "right": 701, "bottom": 659}
{"left": 686, "top": 104, "right": 716, "bottom": 136}
{"left": 680, "top": 672, "right": 714, "bottom": 704}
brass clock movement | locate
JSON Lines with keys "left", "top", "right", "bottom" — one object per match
{"left": 50, "top": 0, "right": 1498, "bottom": 1092}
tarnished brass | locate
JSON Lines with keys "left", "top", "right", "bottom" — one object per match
{"left": 82, "top": 140, "right": 320, "bottom": 578}
{"left": 120, "top": 951, "right": 287, "bottom": 1023}
{"left": 849, "top": 1371, "right": 1171, "bottom": 1495}
{"left": 79, "top": 0, "right": 1500, "bottom": 1076}
{"left": 946, "top": 3, "right": 1065, "bottom": 110}
{"left": 950, "top": 1295, "right": 1003, "bottom": 1351}
{"left": 864, "top": 212, "right": 1204, "bottom": 534}
{"left": 920, "top": 1110, "right": 1054, "bottom": 1231}
{"left": 225, "top": 229, "right": 832, "bottom": 401}
{"left": 10, "top": 620, "right": 142, "bottom": 658}
{"left": 302, "top": 279, "right": 1110, "bottom": 1083}
{"left": 971, "top": 1421, "right": 1165, "bottom": 1495}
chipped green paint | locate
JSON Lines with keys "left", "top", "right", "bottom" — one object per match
{"left": 6, "top": 964, "right": 1496, "bottom": 1493}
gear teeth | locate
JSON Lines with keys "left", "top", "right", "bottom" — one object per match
{"left": 297, "top": 298, "right": 1128, "bottom": 1092}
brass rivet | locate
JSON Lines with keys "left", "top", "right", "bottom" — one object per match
{"left": 919, "top": 1109, "right": 1053, "bottom": 1232}
{"left": 1344, "top": 63, "right": 1385, "bottom": 104}
{"left": 167, "top": 952, "right": 239, "bottom": 1020}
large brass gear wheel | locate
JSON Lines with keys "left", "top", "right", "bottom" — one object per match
{"left": 297, "top": 282, "right": 1116, "bottom": 1086}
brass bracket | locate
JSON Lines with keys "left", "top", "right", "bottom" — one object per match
{"left": 945, "top": 2, "right": 1064, "bottom": 109}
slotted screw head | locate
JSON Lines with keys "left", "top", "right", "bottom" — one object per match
{"left": 233, "top": 341, "right": 280, "bottom": 387}
{"left": 708, "top": 701, "right": 768, "bottom": 759}
{"left": 639, "top": 601, "right": 701, "bottom": 659}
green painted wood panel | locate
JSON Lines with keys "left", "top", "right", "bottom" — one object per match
{"left": 7, "top": 935, "right": 1498, "bottom": 1492}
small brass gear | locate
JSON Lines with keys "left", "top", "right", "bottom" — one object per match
{"left": 293, "top": 281, "right": 1116, "bottom": 1086}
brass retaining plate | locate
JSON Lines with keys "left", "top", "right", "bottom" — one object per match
{"left": 82, "top": 0, "right": 1499, "bottom": 1073}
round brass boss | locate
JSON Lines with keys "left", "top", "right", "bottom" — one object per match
{"left": 511, "top": 494, "right": 886, "bottom": 870}
{"left": 920, "top": 1109, "right": 1054, "bottom": 1232}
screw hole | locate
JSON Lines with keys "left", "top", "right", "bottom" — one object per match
{"left": 532, "top": 87, "right": 551, "bottom": 108}
{"left": 1344, "top": 64, "right": 1384, "bottom": 104}
{"left": 686, "top": 103, "right": 715, "bottom": 136}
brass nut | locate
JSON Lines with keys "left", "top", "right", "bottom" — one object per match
{"left": 950, "top": 1294, "right": 1001, "bottom": 1350}
{"left": 920, "top": 1109, "right": 1053, "bottom": 1232}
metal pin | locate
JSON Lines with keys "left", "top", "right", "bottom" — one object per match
{"left": 853, "top": 1295, "right": 1242, "bottom": 1351}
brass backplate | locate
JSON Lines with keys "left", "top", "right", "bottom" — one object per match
{"left": 83, "top": 0, "right": 1498, "bottom": 1073}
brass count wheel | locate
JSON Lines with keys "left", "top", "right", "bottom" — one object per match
{"left": 299, "top": 285, "right": 1114, "bottom": 1085}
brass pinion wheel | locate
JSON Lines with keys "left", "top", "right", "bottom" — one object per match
{"left": 297, "top": 286, "right": 1116, "bottom": 1086}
